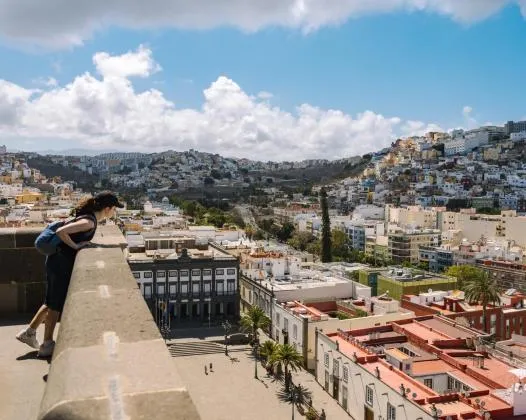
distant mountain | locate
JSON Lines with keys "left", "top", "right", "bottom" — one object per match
{"left": 35, "top": 148, "right": 121, "bottom": 156}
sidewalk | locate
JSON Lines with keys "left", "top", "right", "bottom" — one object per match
{"left": 257, "top": 330, "right": 352, "bottom": 419}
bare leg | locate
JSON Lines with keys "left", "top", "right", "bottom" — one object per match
{"left": 29, "top": 305, "right": 49, "bottom": 330}
{"left": 43, "top": 310, "right": 60, "bottom": 342}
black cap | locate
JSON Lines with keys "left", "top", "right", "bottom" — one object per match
{"left": 94, "top": 191, "right": 125, "bottom": 208}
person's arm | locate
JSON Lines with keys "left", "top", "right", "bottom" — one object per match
{"left": 56, "top": 218, "right": 96, "bottom": 250}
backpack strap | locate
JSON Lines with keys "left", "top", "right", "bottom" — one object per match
{"left": 75, "top": 213, "right": 98, "bottom": 234}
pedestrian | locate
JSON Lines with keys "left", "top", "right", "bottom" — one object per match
{"left": 209, "top": 362, "right": 213, "bottom": 372}
{"left": 319, "top": 409, "right": 326, "bottom": 420}
{"left": 16, "top": 191, "right": 124, "bottom": 358}
{"left": 204, "top": 365, "right": 208, "bottom": 375}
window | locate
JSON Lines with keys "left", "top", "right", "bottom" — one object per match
{"left": 227, "top": 279, "right": 236, "bottom": 294}
{"left": 169, "top": 283, "right": 177, "bottom": 296}
{"left": 157, "top": 284, "right": 165, "bottom": 296}
{"left": 168, "top": 270, "right": 178, "bottom": 277}
{"left": 203, "top": 269, "right": 212, "bottom": 277}
{"left": 342, "top": 385, "right": 348, "bottom": 410}
{"left": 343, "top": 366, "right": 349, "bottom": 383}
{"left": 144, "top": 283, "right": 152, "bottom": 298}
{"left": 180, "top": 270, "right": 189, "bottom": 277}
{"left": 387, "top": 402, "right": 396, "bottom": 420}
{"left": 133, "top": 272, "right": 140, "bottom": 279}
{"left": 293, "top": 324, "right": 298, "bottom": 340}
{"left": 216, "top": 281, "right": 224, "bottom": 295}
{"left": 366, "top": 385, "right": 374, "bottom": 406}
{"left": 191, "top": 269, "right": 201, "bottom": 276}
{"left": 227, "top": 268, "right": 236, "bottom": 275}
{"left": 157, "top": 271, "right": 166, "bottom": 278}
{"left": 216, "top": 269, "right": 225, "bottom": 275}
{"left": 276, "top": 313, "right": 280, "bottom": 326}
{"left": 424, "top": 378, "right": 433, "bottom": 389}
{"left": 144, "top": 271, "right": 153, "bottom": 279}
{"left": 333, "top": 359, "right": 339, "bottom": 377}
{"left": 324, "top": 353, "right": 329, "bottom": 367}
{"left": 284, "top": 318, "right": 289, "bottom": 332}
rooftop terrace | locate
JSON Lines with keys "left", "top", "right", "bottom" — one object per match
{"left": 0, "top": 226, "right": 200, "bottom": 420}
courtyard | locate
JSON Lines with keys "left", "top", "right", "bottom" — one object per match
{"left": 173, "top": 342, "right": 351, "bottom": 420}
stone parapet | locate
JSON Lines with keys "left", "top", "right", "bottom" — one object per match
{"left": 0, "top": 227, "right": 46, "bottom": 313}
{"left": 38, "top": 225, "right": 200, "bottom": 420}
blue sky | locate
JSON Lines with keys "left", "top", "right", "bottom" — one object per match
{"left": 0, "top": 1, "right": 525, "bottom": 160}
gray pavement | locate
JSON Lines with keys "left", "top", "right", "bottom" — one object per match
{"left": 0, "top": 320, "right": 54, "bottom": 420}
{"left": 174, "top": 344, "right": 351, "bottom": 420}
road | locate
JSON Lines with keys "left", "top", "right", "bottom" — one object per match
{"left": 235, "top": 205, "right": 257, "bottom": 227}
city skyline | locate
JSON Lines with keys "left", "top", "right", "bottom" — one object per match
{"left": 1, "top": 2, "right": 526, "bottom": 160}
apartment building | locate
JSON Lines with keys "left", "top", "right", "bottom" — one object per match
{"left": 476, "top": 258, "right": 526, "bottom": 291}
{"left": 388, "top": 228, "right": 441, "bottom": 264}
{"left": 402, "top": 289, "right": 526, "bottom": 340}
{"left": 272, "top": 297, "right": 413, "bottom": 370}
{"left": 316, "top": 316, "right": 526, "bottom": 419}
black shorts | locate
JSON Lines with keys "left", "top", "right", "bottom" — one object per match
{"left": 44, "top": 250, "right": 76, "bottom": 312}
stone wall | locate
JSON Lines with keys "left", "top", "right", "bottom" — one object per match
{"left": 0, "top": 227, "right": 46, "bottom": 314}
{"left": 38, "top": 225, "right": 200, "bottom": 420}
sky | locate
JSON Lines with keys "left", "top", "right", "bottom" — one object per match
{"left": 0, "top": 1, "right": 525, "bottom": 161}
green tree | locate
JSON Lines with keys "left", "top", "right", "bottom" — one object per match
{"left": 464, "top": 271, "right": 501, "bottom": 333}
{"left": 277, "top": 222, "right": 295, "bottom": 242}
{"left": 446, "top": 265, "right": 483, "bottom": 291}
{"left": 331, "top": 229, "right": 349, "bottom": 260}
{"left": 270, "top": 343, "right": 303, "bottom": 392}
{"left": 259, "top": 340, "right": 278, "bottom": 364}
{"left": 240, "top": 306, "right": 271, "bottom": 339}
{"left": 287, "top": 231, "right": 316, "bottom": 252}
{"left": 320, "top": 188, "right": 332, "bottom": 262}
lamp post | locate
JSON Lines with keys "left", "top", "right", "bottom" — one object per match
{"left": 254, "top": 334, "right": 260, "bottom": 379}
{"left": 222, "top": 320, "right": 232, "bottom": 356}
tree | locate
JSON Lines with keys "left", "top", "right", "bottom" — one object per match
{"left": 277, "top": 222, "right": 295, "bottom": 242}
{"left": 245, "top": 225, "right": 255, "bottom": 240}
{"left": 270, "top": 343, "right": 303, "bottom": 392}
{"left": 210, "top": 169, "right": 222, "bottom": 179}
{"left": 288, "top": 231, "right": 316, "bottom": 252}
{"left": 464, "top": 271, "right": 501, "bottom": 333}
{"left": 331, "top": 229, "right": 349, "bottom": 260}
{"left": 204, "top": 176, "right": 215, "bottom": 186}
{"left": 320, "top": 188, "right": 332, "bottom": 262}
{"left": 259, "top": 340, "right": 277, "bottom": 364}
{"left": 446, "top": 265, "right": 483, "bottom": 291}
{"left": 240, "top": 306, "right": 271, "bottom": 340}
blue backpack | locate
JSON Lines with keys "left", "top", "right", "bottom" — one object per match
{"left": 34, "top": 215, "right": 96, "bottom": 256}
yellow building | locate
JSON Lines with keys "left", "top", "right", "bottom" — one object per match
{"left": 15, "top": 190, "right": 43, "bottom": 204}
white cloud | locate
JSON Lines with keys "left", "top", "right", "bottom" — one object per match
{"left": 0, "top": 46, "right": 443, "bottom": 161}
{"left": 0, "top": 0, "right": 524, "bottom": 48}
{"left": 32, "top": 77, "right": 59, "bottom": 88}
{"left": 93, "top": 45, "right": 161, "bottom": 78}
{"left": 462, "top": 105, "right": 478, "bottom": 129}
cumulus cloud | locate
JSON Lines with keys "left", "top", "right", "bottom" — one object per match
{"left": 93, "top": 45, "right": 161, "bottom": 78}
{"left": 0, "top": 46, "right": 442, "bottom": 161}
{"left": 0, "top": 0, "right": 524, "bottom": 48}
{"left": 462, "top": 105, "right": 478, "bottom": 129}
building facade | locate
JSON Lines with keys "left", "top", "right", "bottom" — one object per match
{"left": 128, "top": 246, "right": 240, "bottom": 324}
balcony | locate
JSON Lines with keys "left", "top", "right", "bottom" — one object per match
{"left": 0, "top": 226, "right": 200, "bottom": 420}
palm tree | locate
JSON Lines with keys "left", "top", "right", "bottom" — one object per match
{"left": 259, "top": 340, "right": 277, "bottom": 365}
{"left": 240, "top": 306, "right": 271, "bottom": 379}
{"left": 270, "top": 343, "right": 303, "bottom": 392}
{"left": 240, "top": 306, "right": 271, "bottom": 340}
{"left": 464, "top": 270, "right": 501, "bottom": 334}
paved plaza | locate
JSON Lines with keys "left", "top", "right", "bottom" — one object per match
{"left": 0, "top": 319, "right": 52, "bottom": 420}
{"left": 174, "top": 344, "right": 351, "bottom": 420}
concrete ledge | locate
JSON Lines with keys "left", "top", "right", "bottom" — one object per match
{"left": 39, "top": 225, "right": 200, "bottom": 420}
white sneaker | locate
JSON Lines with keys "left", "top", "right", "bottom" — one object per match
{"left": 38, "top": 341, "right": 55, "bottom": 358}
{"left": 16, "top": 328, "right": 40, "bottom": 349}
